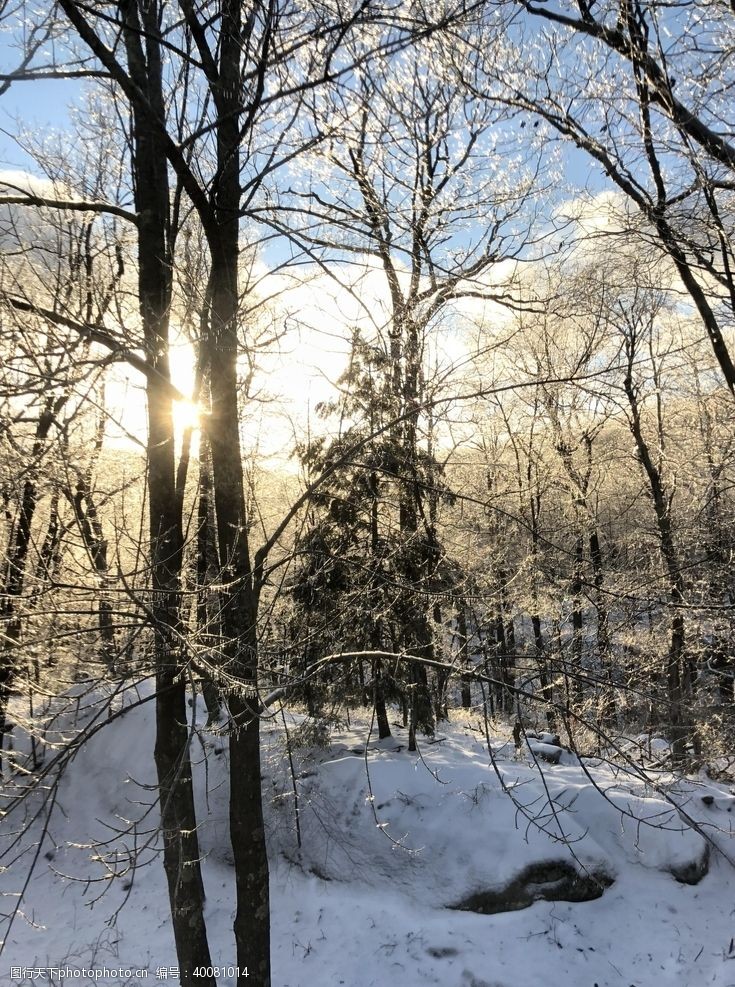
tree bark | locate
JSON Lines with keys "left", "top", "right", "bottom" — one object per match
{"left": 204, "top": 5, "right": 271, "bottom": 979}
{"left": 457, "top": 604, "right": 472, "bottom": 710}
{"left": 121, "top": 2, "right": 214, "bottom": 980}
{"left": 624, "top": 371, "right": 688, "bottom": 762}
{"left": 0, "top": 398, "right": 58, "bottom": 758}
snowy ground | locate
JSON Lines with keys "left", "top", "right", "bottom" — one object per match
{"left": 1, "top": 687, "right": 735, "bottom": 987}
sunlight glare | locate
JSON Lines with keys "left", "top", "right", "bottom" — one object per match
{"left": 173, "top": 397, "right": 201, "bottom": 433}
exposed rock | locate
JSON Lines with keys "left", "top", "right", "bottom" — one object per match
{"left": 449, "top": 860, "right": 614, "bottom": 914}
{"left": 669, "top": 844, "right": 709, "bottom": 885}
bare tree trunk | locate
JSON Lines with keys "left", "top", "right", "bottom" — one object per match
{"left": 370, "top": 476, "right": 391, "bottom": 738}
{"left": 527, "top": 471, "right": 555, "bottom": 729}
{"left": 589, "top": 526, "right": 613, "bottom": 722}
{"left": 532, "top": 614, "right": 556, "bottom": 731}
{"left": 66, "top": 474, "right": 115, "bottom": 668}
{"left": 457, "top": 604, "right": 472, "bottom": 710}
{"left": 120, "top": 2, "right": 214, "bottom": 979}
{"left": 624, "top": 371, "right": 688, "bottom": 762}
{"left": 497, "top": 568, "right": 515, "bottom": 714}
{"left": 372, "top": 660, "right": 391, "bottom": 739}
{"left": 195, "top": 431, "right": 223, "bottom": 725}
{"left": 208, "top": 249, "right": 271, "bottom": 987}
{"left": 433, "top": 601, "right": 449, "bottom": 722}
{"left": 0, "top": 397, "right": 59, "bottom": 758}
{"left": 571, "top": 531, "right": 584, "bottom": 706}
{"left": 205, "top": 5, "right": 271, "bottom": 974}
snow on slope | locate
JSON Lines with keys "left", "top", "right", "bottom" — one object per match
{"left": 1, "top": 687, "right": 734, "bottom": 987}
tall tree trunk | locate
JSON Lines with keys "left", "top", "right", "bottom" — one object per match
{"left": 66, "top": 475, "right": 115, "bottom": 668}
{"left": 497, "top": 568, "right": 515, "bottom": 714}
{"left": 432, "top": 601, "right": 449, "bottom": 722}
{"left": 624, "top": 371, "right": 688, "bottom": 762}
{"left": 195, "top": 431, "right": 223, "bottom": 725}
{"left": 0, "top": 397, "right": 59, "bottom": 759}
{"left": 372, "top": 659, "right": 391, "bottom": 739}
{"left": 571, "top": 531, "right": 584, "bottom": 707}
{"left": 589, "top": 526, "right": 613, "bottom": 722}
{"left": 399, "top": 317, "right": 435, "bottom": 748}
{"left": 209, "top": 228, "right": 271, "bottom": 987}
{"left": 528, "top": 473, "right": 555, "bottom": 728}
{"left": 121, "top": 2, "right": 214, "bottom": 980}
{"left": 457, "top": 604, "right": 472, "bottom": 710}
{"left": 532, "top": 613, "right": 556, "bottom": 730}
{"left": 369, "top": 474, "right": 391, "bottom": 737}
{"left": 205, "top": 5, "right": 270, "bottom": 979}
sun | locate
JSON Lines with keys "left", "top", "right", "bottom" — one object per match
{"left": 168, "top": 335, "right": 201, "bottom": 437}
{"left": 173, "top": 397, "right": 201, "bottom": 433}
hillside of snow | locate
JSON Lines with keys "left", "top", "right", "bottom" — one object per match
{"left": 1, "top": 687, "right": 735, "bottom": 987}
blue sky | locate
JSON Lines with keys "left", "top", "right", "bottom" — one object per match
{"left": 0, "top": 71, "right": 82, "bottom": 172}
{"left": 0, "top": 40, "right": 604, "bottom": 194}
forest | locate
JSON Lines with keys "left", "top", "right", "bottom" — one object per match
{"left": 0, "top": 2, "right": 734, "bottom": 986}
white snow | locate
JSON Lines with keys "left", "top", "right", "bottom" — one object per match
{"left": 1, "top": 689, "right": 734, "bottom": 987}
